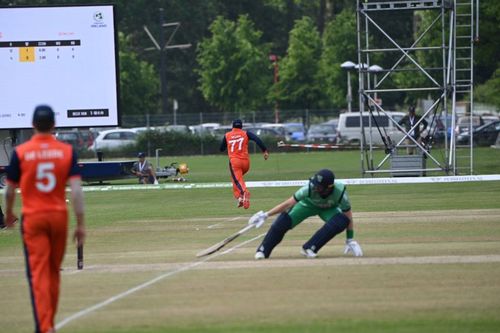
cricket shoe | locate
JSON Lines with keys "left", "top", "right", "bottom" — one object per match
{"left": 300, "top": 248, "right": 317, "bottom": 259}
{"left": 243, "top": 191, "right": 251, "bottom": 209}
{"left": 237, "top": 196, "right": 244, "bottom": 208}
{"left": 254, "top": 251, "right": 265, "bottom": 260}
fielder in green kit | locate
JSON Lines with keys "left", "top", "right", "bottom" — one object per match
{"left": 249, "top": 169, "right": 363, "bottom": 259}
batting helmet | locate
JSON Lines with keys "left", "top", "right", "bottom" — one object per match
{"left": 310, "top": 169, "right": 335, "bottom": 198}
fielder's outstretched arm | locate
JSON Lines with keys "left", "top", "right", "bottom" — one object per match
{"left": 266, "top": 196, "right": 296, "bottom": 217}
{"left": 248, "top": 196, "right": 296, "bottom": 228}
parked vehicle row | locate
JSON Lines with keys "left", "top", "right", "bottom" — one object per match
{"left": 457, "top": 120, "right": 500, "bottom": 146}
{"left": 53, "top": 113, "right": 498, "bottom": 152}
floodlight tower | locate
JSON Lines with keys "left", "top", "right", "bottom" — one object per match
{"left": 144, "top": 8, "right": 191, "bottom": 115}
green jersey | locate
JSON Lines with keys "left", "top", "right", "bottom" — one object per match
{"left": 293, "top": 181, "right": 351, "bottom": 212}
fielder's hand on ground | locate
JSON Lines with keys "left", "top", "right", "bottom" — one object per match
{"left": 344, "top": 239, "right": 363, "bottom": 257}
{"left": 248, "top": 210, "right": 268, "bottom": 228}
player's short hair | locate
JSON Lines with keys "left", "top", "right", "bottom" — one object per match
{"left": 232, "top": 119, "right": 243, "bottom": 129}
{"left": 32, "top": 105, "right": 55, "bottom": 132}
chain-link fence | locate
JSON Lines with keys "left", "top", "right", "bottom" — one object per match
{"left": 120, "top": 108, "right": 342, "bottom": 129}
{"left": 76, "top": 108, "right": 342, "bottom": 158}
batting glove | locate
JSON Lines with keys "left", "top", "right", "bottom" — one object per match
{"left": 248, "top": 210, "right": 268, "bottom": 229}
{"left": 344, "top": 239, "right": 363, "bottom": 257}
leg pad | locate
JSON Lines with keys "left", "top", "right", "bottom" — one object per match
{"left": 256, "top": 213, "right": 292, "bottom": 258}
{"left": 302, "top": 213, "right": 349, "bottom": 253}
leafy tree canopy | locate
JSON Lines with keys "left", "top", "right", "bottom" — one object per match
{"left": 196, "top": 15, "right": 271, "bottom": 114}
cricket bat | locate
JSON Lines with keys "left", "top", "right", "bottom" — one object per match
{"left": 77, "top": 244, "right": 83, "bottom": 270}
{"left": 196, "top": 224, "right": 255, "bottom": 257}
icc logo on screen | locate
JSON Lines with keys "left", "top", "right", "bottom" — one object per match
{"left": 93, "top": 11, "right": 104, "bottom": 22}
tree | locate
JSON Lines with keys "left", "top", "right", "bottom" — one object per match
{"left": 196, "top": 15, "right": 271, "bottom": 114}
{"left": 273, "top": 16, "right": 322, "bottom": 110}
{"left": 118, "top": 32, "right": 160, "bottom": 115}
{"left": 475, "top": 68, "right": 500, "bottom": 108}
{"left": 318, "top": 9, "right": 357, "bottom": 109}
{"left": 475, "top": 1, "right": 500, "bottom": 84}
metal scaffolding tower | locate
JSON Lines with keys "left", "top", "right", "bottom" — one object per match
{"left": 355, "top": 0, "right": 479, "bottom": 176}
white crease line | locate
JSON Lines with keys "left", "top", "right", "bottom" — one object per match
{"left": 207, "top": 216, "right": 242, "bottom": 229}
{"left": 220, "top": 233, "right": 266, "bottom": 255}
{"left": 55, "top": 228, "right": 263, "bottom": 331}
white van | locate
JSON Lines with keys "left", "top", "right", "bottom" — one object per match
{"left": 337, "top": 111, "right": 406, "bottom": 145}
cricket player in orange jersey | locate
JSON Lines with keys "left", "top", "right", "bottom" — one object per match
{"left": 220, "top": 119, "right": 269, "bottom": 209}
{"left": 4, "top": 105, "right": 85, "bottom": 333}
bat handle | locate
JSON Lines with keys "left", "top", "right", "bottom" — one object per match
{"left": 77, "top": 244, "right": 84, "bottom": 270}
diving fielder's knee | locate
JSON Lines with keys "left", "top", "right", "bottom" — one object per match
{"left": 302, "top": 213, "right": 350, "bottom": 254}
{"left": 256, "top": 213, "right": 292, "bottom": 258}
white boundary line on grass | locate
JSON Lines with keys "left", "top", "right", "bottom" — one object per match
{"left": 55, "top": 231, "right": 266, "bottom": 331}
{"left": 76, "top": 174, "right": 500, "bottom": 192}
{"left": 1, "top": 175, "right": 499, "bottom": 194}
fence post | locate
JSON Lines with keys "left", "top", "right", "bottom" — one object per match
{"left": 146, "top": 114, "right": 151, "bottom": 157}
{"left": 199, "top": 112, "right": 204, "bottom": 155}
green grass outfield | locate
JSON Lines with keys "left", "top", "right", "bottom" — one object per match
{"left": 1, "top": 150, "right": 499, "bottom": 332}
{"left": 89, "top": 147, "right": 500, "bottom": 185}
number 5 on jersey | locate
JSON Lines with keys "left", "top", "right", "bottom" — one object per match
{"left": 36, "top": 162, "right": 56, "bottom": 192}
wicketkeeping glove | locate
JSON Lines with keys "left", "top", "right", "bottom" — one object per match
{"left": 248, "top": 210, "right": 269, "bottom": 229}
{"left": 344, "top": 239, "right": 363, "bottom": 257}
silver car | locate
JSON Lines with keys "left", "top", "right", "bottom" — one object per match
{"left": 306, "top": 124, "right": 339, "bottom": 143}
{"left": 89, "top": 129, "right": 138, "bottom": 151}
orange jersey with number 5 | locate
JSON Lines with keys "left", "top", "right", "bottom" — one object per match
{"left": 225, "top": 128, "right": 249, "bottom": 160}
{"left": 7, "top": 134, "right": 80, "bottom": 215}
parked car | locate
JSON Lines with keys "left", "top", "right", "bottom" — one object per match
{"left": 244, "top": 127, "right": 283, "bottom": 138}
{"left": 79, "top": 129, "right": 96, "bottom": 149}
{"left": 55, "top": 130, "right": 85, "bottom": 151}
{"left": 457, "top": 120, "right": 500, "bottom": 146}
{"left": 306, "top": 124, "right": 339, "bottom": 143}
{"left": 261, "top": 122, "right": 306, "bottom": 141}
{"left": 337, "top": 111, "right": 405, "bottom": 145}
{"left": 454, "top": 115, "right": 484, "bottom": 135}
{"left": 284, "top": 122, "right": 306, "bottom": 141}
{"left": 189, "top": 123, "right": 220, "bottom": 135}
{"left": 482, "top": 115, "right": 500, "bottom": 124}
{"left": 89, "top": 128, "right": 138, "bottom": 151}
{"left": 427, "top": 114, "right": 456, "bottom": 144}
{"left": 261, "top": 123, "right": 287, "bottom": 137}
{"left": 323, "top": 118, "right": 339, "bottom": 127}
{"left": 211, "top": 125, "right": 232, "bottom": 136}
{"left": 165, "top": 125, "right": 189, "bottom": 134}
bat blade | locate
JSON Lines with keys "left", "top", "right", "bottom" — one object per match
{"left": 197, "top": 224, "right": 254, "bottom": 257}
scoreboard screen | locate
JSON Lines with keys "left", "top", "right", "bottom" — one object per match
{"left": 0, "top": 5, "right": 120, "bottom": 129}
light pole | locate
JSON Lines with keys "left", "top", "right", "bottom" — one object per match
{"left": 368, "top": 64, "right": 383, "bottom": 103}
{"left": 269, "top": 54, "right": 280, "bottom": 123}
{"left": 341, "top": 61, "right": 356, "bottom": 113}
{"left": 144, "top": 8, "right": 191, "bottom": 115}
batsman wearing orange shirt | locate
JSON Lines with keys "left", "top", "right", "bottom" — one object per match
{"left": 220, "top": 119, "right": 269, "bottom": 209}
{"left": 4, "top": 105, "right": 85, "bottom": 333}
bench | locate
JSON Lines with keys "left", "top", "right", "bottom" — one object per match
{"left": 390, "top": 153, "right": 426, "bottom": 177}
